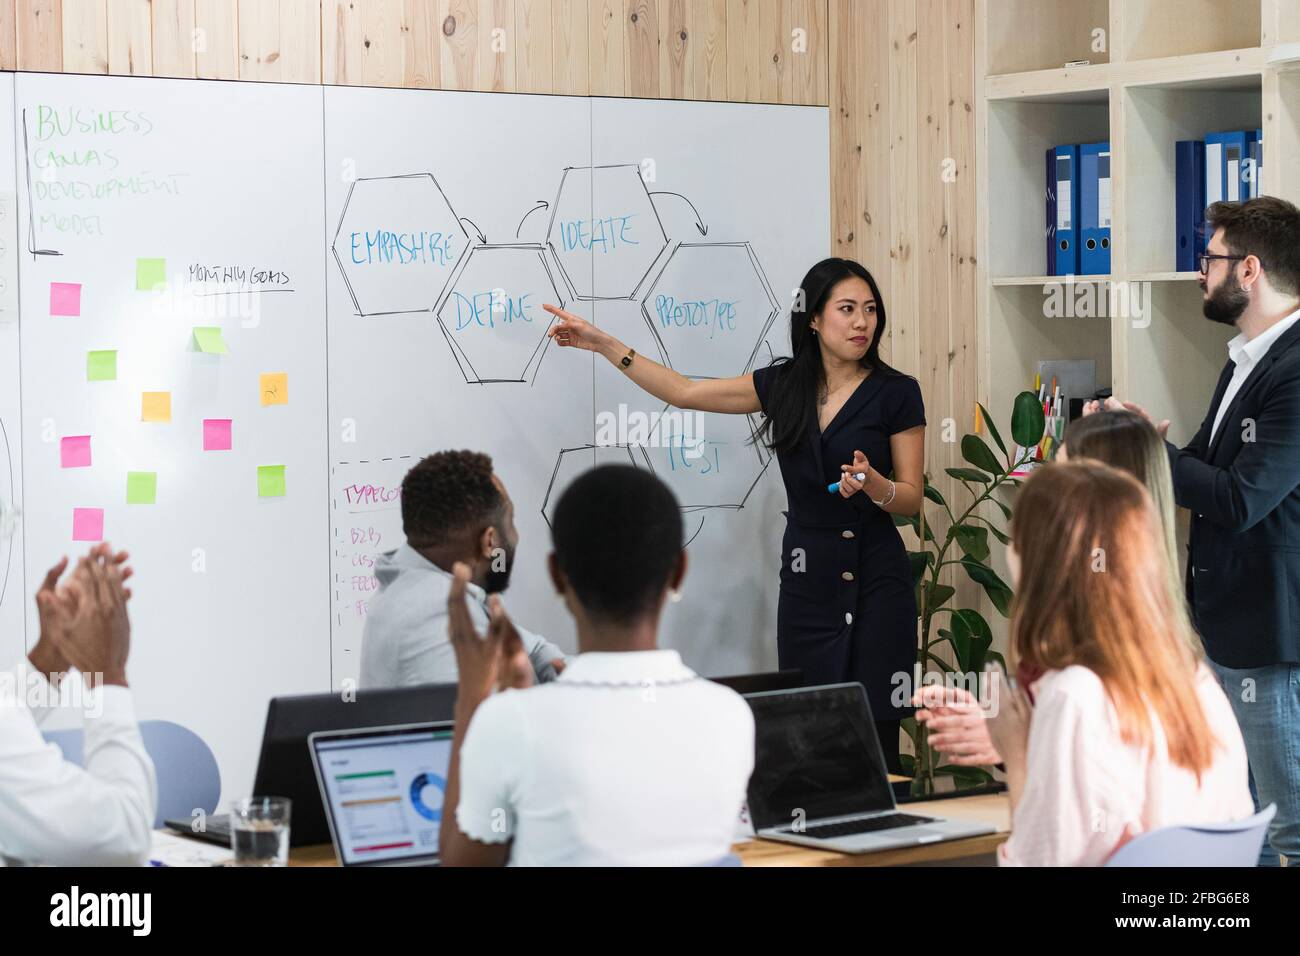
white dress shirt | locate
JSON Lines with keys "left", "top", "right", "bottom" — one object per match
{"left": 1210, "top": 306, "right": 1300, "bottom": 444}
{"left": 455, "top": 649, "right": 755, "bottom": 866}
{"left": 0, "top": 657, "right": 157, "bottom": 866}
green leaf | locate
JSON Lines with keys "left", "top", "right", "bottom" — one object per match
{"left": 1011, "top": 390, "right": 1047, "bottom": 448}
{"left": 961, "top": 434, "right": 1002, "bottom": 475}
{"left": 949, "top": 608, "right": 994, "bottom": 673}
{"left": 923, "top": 582, "right": 955, "bottom": 611}
{"left": 983, "top": 522, "right": 1012, "bottom": 545}
{"left": 945, "top": 467, "right": 991, "bottom": 484}
{"left": 935, "top": 765, "right": 998, "bottom": 788}
{"left": 907, "top": 550, "right": 929, "bottom": 585}
{"left": 893, "top": 511, "right": 936, "bottom": 543}
{"left": 987, "top": 650, "right": 1007, "bottom": 671}
{"left": 960, "top": 559, "right": 1014, "bottom": 617}
{"left": 898, "top": 752, "right": 917, "bottom": 776}
{"left": 988, "top": 495, "right": 1012, "bottom": 521}
{"left": 954, "top": 524, "right": 990, "bottom": 562}
{"left": 977, "top": 401, "right": 1007, "bottom": 457}
{"left": 923, "top": 482, "right": 947, "bottom": 509}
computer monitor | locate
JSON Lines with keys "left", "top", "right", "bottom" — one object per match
{"left": 310, "top": 722, "right": 454, "bottom": 867}
{"left": 708, "top": 669, "right": 803, "bottom": 696}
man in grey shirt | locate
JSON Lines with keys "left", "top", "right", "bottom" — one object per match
{"left": 360, "top": 450, "right": 566, "bottom": 688}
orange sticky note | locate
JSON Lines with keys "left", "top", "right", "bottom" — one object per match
{"left": 142, "top": 391, "right": 172, "bottom": 422}
{"left": 260, "top": 372, "right": 288, "bottom": 406}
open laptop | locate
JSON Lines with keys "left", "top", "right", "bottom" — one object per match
{"left": 309, "top": 722, "right": 454, "bottom": 867}
{"left": 744, "top": 683, "right": 996, "bottom": 853}
{"left": 164, "top": 682, "right": 458, "bottom": 847}
{"left": 709, "top": 669, "right": 803, "bottom": 695}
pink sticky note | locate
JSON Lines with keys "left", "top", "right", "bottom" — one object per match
{"left": 60, "top": 435, "right": 92, "bottom": 468}
{"left": 72, "top": 508, "right": 104, "bottom": 542}
{"left": 50, "top": 282, "right": 82, "bottom": 316}
{"left": 203, "top": 418, "right": 232, "bottom": 451}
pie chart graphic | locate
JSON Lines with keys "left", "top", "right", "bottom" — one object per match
{"left": 410, "top": 772, "right": 447, "bottom": 822}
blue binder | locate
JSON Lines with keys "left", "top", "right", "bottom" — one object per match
{"left": 1205, "top": 130, "right": 1248, "bottom": 205}
{"left": 1246, "top": 128, "right": 1262, "bottom": 198}
{"left": 1079, "top": 142, "right": 1111, "bottom": 275}
{"left": 1046, "top": 144, "right": 1079, "bottom": 276}
{"left": 1175, "top": 140, "right": 1207, "bottom": 273}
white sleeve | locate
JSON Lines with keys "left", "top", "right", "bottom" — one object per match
{"left": 454, "top": 692, "right": 525, "bottom": 845}
{"left": 998, "top": 678, "right": 1134, "bottom": 867}
{"left": 0, "top": 679, "right": 157, "bottom": 866}
{"left": 515, "top": 624, "right": 565, "bottom": 683}
{"left": 395, "top": 605, "right": 460, "bottom": 686}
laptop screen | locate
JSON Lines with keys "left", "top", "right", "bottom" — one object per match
{"left": 311, "top": 723, "right": 454, "bottom": 865}
{"left": 744, "top": 684, "right": 895, "bottom": 831}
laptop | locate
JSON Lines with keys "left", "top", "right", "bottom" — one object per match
{"left": 744, "top": 683, "right": 996, "bottom": 853}
{"left": 164, "top": 682, "right": 459, "bottom": 847}
{"left": 309, "top": 722, "right": 455, "bottom": 867}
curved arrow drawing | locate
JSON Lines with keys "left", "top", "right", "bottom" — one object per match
{"left": 459, "top": 217, "right": 488, "bottom": 244}
{"left": 515, "top": 200, "right": 549, "bottom": 239}
{"left": 648, "top": 191, "right": 709, "bottom": 237}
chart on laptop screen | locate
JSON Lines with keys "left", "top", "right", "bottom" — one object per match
{"left": 315, "top": 730, "right": 453, "bottom": 864}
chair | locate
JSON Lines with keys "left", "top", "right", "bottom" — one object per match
{"left": 1105, "top": 805, "right": 1277, "bottom": 867}
{"left": 42, "top": 720, "right": 221, "bottom": 829}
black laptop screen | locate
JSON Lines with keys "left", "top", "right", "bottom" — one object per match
{"left": 745, "top": 684, "right": 895, "bottom": 830}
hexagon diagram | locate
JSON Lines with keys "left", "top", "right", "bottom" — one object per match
{"left": 546, "top": 164, "right": 668, "bottom": 301}
{"left": 640, "top": 242, "right": 780, "bottom": 380}
{"left": 542, "top": 443, "right": 653, "bottom": 529}
{"left": 332, "top": 173, "right": 469, "bottom": 316}
{"left": 642, "top": 406, "right": 771, "bottom": 512}
{"left": 436, "top": 244, "right": 565, "bottom": 384}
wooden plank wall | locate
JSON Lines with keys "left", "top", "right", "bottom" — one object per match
{"left": 3, "top": 0, "right": 977, "bottom": 585}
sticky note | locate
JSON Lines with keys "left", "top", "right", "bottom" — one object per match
{"left": 72, "top": 508, "right": 104, "bottom": 542}
{"left": 258, "top": 464, "right": 286, "bottom": 498}
{"left": 136, "top": 258, "right": 166, "bottom": 291}
{"left": 50, "top": 282, "right": 81, "bottom": 316}
{"left": 203, "top": 418, "right": 232, "bottom": 451}
{"left": 60, "top": 435, "right": 91, "bottom": 468}
{"left": 260, "top": 372, "right": 288, "bottom": 406}
{"left": 193, "top": 326, "right": 229, "bottom": 354}
{"left": 142, "top": 391, "right": 172, "bottom": 422}
{"left": 87, "top": 350, "right": 117, "bottom": 381}
{"left": 126, "top": 471, "right": 157, "bottom": 505}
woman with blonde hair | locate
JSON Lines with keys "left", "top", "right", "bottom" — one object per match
{"left": 915, "top": 409, "right": 1195, "bottom": 766}
{"left": 987, "top": 461, "right": 1250, "bottom": 865}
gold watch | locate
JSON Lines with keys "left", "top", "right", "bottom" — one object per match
{"left": 619, "top": 347, "right": 636, "bottom": 370}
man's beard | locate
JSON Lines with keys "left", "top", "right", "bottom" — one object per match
{"left": 484, "top": 545, "right": 514, "bottom": 594}
{"left": 1203, "top": 271, "right": 1249, "bottom": 326}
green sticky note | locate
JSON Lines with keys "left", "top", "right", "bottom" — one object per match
{"left": 126, "top": 471, "right": 157, "bottom": 505}
{"left": 136, "top": 258, "right": 166, "bottom": 291}
{"left": 258, "top": 464, "right": 286, "bottom": 498}
{"left": 87, "top": 350, "right": 117, "bottom": 381}
{"left": 193, "top": 327, "right": 229, "bottom": 354}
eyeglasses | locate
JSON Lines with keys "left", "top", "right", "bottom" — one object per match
{"left": 1198, "top": 253, "right": 1246, "bottom": 275}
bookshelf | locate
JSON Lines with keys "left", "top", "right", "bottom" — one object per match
{"left": 976, "top": 0, "right": 1300, "bottom": 451}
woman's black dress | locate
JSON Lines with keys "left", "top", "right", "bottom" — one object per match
{"left": 752, "top": 364, "right": 926, "bottom": 769}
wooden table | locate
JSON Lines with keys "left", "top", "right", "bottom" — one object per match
{"left": 283, "top": 790, "right": 1010, "bottom": 868}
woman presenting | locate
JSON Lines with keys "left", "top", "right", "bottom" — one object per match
{"left": 542, "top": 257, "right": 925, "bottom": 770}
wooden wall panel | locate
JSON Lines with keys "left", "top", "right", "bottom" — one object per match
{"left": 322, "top": 0, "right": 362, "bottom": 84}
{"left": 62, "top": 0, "right": 106, "bottom": 73}
{"left": 152, "top": 0, "right": 198, "bottom": 78}
{"left": 515, "top": 0, "right": 553, "bottom": 92}
{"left": 552, "top": 0, "right": 589, "bottom": 94}
{"left": 106, "top": 0, "right": 150, "bottom": 75}
{"left": 475, "top": 0, "right": 513, "bottom": 92}
{"left": 18, "top": 0, "right": 61, "bottom": 71}
{"left": 691, "top": 0, "right": 726, "bottom": 101}
{"left": 194, "top": 0, "right": 238, "bottom": 79}
{"left": 0, "top": 0, "right": 17, "bottom": 69}
{"left": 790, "top": 0, "right": 825, "bottom": 106}
{"left": 589, "top": 0, "right": 622, "bottom": 95}
{"left": 624, "top": 0, "right": 655, "bottom": 98}
{"left": 659, "top": 0, "right": 690, "bottom": 100}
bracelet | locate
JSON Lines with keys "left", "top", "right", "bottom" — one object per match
{"left": 870, "top": 479, "right": 896, "bottom": 508}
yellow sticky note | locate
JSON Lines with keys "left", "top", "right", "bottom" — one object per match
{"left": 142, "top": 391, "right": 172, "bottom": 423}
{"left": 260, "top": 372, "right": 288, "bottom": 406}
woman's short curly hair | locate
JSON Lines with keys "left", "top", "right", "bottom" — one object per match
{"left": 401, "top": 450, "right": 504, "bottom": 547}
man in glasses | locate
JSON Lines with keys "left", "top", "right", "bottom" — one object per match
{"left": 1088, "top": 195, "right": 1300, "bottom": 866}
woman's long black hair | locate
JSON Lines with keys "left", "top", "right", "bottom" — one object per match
{"left": 755, "top": 257, "right": 901, "bottom": 455}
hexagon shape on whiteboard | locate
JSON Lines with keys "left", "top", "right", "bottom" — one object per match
{"left": 436, "top": 244, "right": 565, "bottom": 384}
{"left": 541, "top": 443, "right": 653, "bottom": 529}
{"left": 640, "top": 241, "right": 780, "bottom": 380}
{"left": 641, "top": 406, "right": 771, "bottom": 512}
{"left": 546, "top": 164, "right": 668, "bottom": 301}
{"left": 332, "top": 174, "right": 469, "bottom": 316}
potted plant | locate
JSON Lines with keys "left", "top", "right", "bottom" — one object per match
{"left": 893, "top": 391, "right": 1045, "bottom": 797}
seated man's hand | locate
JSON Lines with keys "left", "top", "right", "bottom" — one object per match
{"left": 447, "top": 563, "right": 534, "bottom": 707}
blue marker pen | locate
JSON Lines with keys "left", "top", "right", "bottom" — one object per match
{"left": 827, "top": 472, "right": 866, "bottom": 494}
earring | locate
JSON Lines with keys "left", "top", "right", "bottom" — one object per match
{"left": 669, "top": 589, "right": 683, "bottom": 603}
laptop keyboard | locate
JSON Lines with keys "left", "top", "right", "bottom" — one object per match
{"left": 786, "top": 812, "right": 936, "bottom": 839}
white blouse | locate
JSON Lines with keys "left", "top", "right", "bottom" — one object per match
{"left": 999, "top": 663, "right": 1253, "bottom": 866}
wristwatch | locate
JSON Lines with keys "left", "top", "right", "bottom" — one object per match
{"left": 619, "top": 347, "right": 636, "bottom": 370}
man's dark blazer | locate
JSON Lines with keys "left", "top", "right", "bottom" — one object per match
{"left": 1168, "top": 314, "right": 1300, "bottom": 668}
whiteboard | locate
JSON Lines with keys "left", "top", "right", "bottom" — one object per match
{"left": 8, "top": 72, "right": 829, "bottom": 806}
